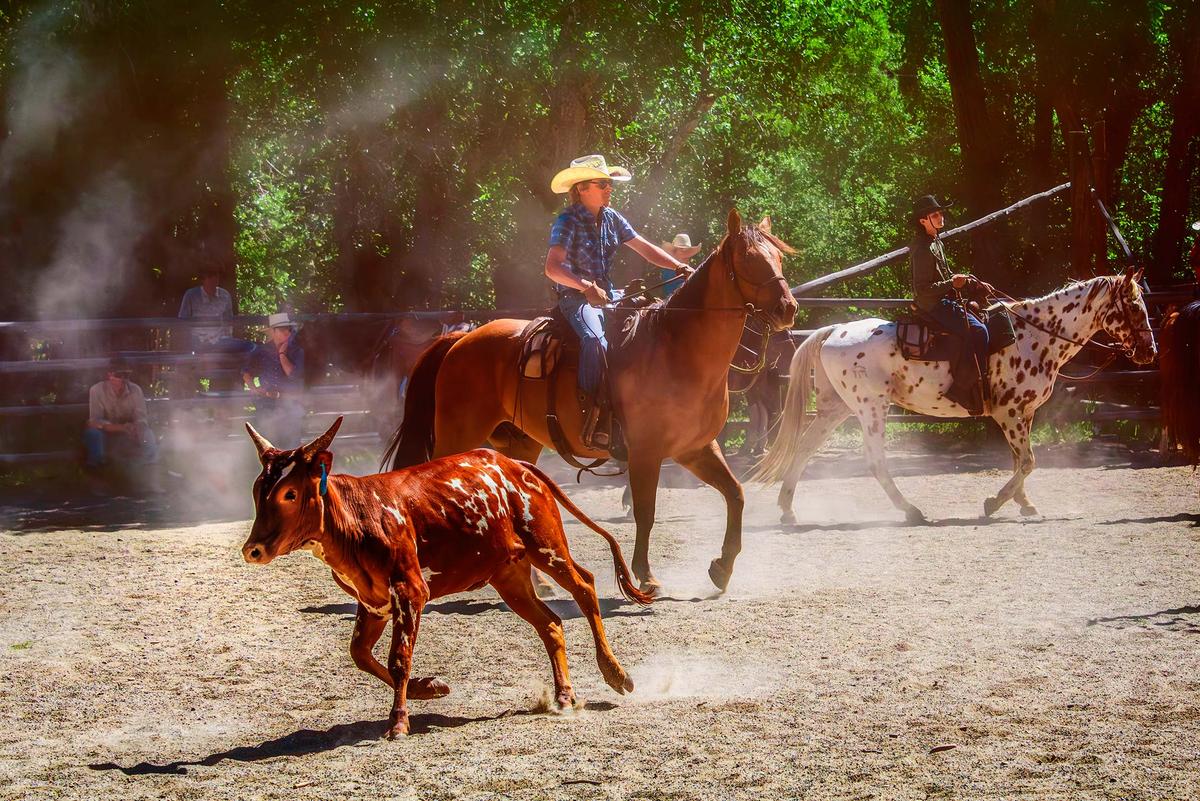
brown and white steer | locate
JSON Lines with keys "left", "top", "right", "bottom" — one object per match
{"left": 241, "top": 418, "right": 651, "bottom": 738}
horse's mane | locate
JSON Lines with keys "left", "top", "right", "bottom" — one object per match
{"left": 1002, "top": 273, "right": 1121, "bottom": 309}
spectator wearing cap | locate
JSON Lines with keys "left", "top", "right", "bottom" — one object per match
{"left": 84, "top": 357, "right": 158, "bottom": 481}
{"left": 241, "top": 312, "right": 306, "bottom": 447}
{"left": 657, "top": 233, "right": 702, "bottom": 298}
{"left": 178, "top": 266, "right": 254, "bottom": 354}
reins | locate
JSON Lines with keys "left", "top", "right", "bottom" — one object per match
{"left": 986, "top": 285, "right": 1144, "bottom": 381}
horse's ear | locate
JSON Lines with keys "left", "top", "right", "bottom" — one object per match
{"left": 758, "top": 216, "right": 772, "bottom": 234}
{"left": 1132, "top": 266, "right": 1144, "bottom": 284}
{"left": 727, "top": 208, "right": 742, "bottom": 236}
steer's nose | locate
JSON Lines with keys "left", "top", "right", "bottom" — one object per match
{"left": 243, "top": 544, "right": 267, "bottom": 564}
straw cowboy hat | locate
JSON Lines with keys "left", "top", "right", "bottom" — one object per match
{"left": 660, "top": 233, "right": 702, "bottom": 259}
{"left": 1191, "top": 220, "right": 1200, "bottom": 231}
{"left": 550, "top": 154, "right": 633, "bottom": 194}
{"left": 267, "top": 312, "right": 298, "bottom": 330}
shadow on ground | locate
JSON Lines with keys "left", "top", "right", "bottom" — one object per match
{"left": 87, "top": 702, "right": 619, "bottom": 775}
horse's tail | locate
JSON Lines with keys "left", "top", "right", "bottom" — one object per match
{"left": 380, "top": 331, "right": 468, "bottom": 471}
{"left": 748, "top": 324, "right": 838, "bottom": 483}
{"left": 518, "top": 460, "right": 654, "bottom": 607}
{"left": 1160, "top": 300, "right": 1200, "bottom": 464}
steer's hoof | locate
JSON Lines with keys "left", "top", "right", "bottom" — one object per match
{"left": 407, "top": 677, "right": 451, "bottom": 699}
{"left": 600, "top": 662, "right": 634, "bottom": 695}
{"left": 1019, "top": 504, "right": 1039, "bottom": 517}
{"left": 636, "top": 576, "right": 662, "bottom": 598}
{"left": 983, "top": 496, "right": 1003, "bottom": 517}
{"left": 386, "top": 712, "right": 410, "bottom": 739}
{"left": 555, "top": 688, "right": 577, "bottom": 710}
{"left": 708, "top": 558, "right": 732, "bottom": 593}
{"left": 904, "top": 507, "right": 927, "bottom": 524}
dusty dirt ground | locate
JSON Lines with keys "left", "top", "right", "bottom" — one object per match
{"left": 3, "top": 443, "right": 1200, "bottom": 800}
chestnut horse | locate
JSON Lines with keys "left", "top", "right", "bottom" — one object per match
{"left": 384, "top": 210, "right": 798, "bottom": 594}
{"left": 1159, "top": 299, "right": 1200, "bottom": 464}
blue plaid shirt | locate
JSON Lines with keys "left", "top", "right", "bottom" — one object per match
{"left": 548, "top": 203, "right": 638, "bottom": 295}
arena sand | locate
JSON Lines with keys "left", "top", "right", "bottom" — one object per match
{"left": 2, "top": 452, "right": 1199, "bottom": 800}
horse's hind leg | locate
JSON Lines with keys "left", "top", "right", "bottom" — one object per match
{"left": 778, "top": 406, "right": 850, "bottom": 525}
{"left": 859, "top": 401, "right": 925, "bottom": 523}
{"left": 675, "top": 440, "right": 744, "bottom": 592}
{"left": 526, "top": 538, "right": 633, "bottom": 695}
{"left": 627, "top": 449, "right": 665, "bottom": 594}
{"left": 490, "top": 562, "right": 575, "bottom": 709}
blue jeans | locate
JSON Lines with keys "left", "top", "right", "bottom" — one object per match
{"left": 84, "top": 424, "right": 158, "bottom": 468}
{"left": 559, "top": 293, "right": 609, "bottom": 395}
{"left": 925, "top": 299, "right": 989, "bottom": 376}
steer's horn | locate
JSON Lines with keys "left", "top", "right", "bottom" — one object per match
{"left": 301, "top": 416, "right": 343, "bottom": 461}
{"left": 245, "top": 422, "right": 274, "bottom": 459}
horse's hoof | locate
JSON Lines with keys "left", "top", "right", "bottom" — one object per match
{"left": 983, "top": 496, "right": 1002, "bottom": 517}
{"left": 708, "top": 558, "right": 732, "bottom": 592}
{"left": 1019, "top": 505, "right": 1039, "bottom": 517}
{"left": 781, "top": 511, "right": 798, "bottom": 527}
{"left": 637, "top": 579, "right": 662, "bottom": 599}
{"left": 905, "top": 507, "right": 927, "bottom": 524}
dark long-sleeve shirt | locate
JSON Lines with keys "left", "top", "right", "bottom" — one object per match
{"left": 242, "top": 337, "right": 305, "bottom": 395}
{"left": 910, "top": 230, "right": 955, "bottom": 311}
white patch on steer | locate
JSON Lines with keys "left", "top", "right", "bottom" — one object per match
{"left": 420, "top": 566, "right": 441, "bottom": 583}
{"left": 381, "top": 504, "right": 406, "bottom": 526}
{"left": 372, "top": 491, "right": 381, "bottom": 501}
{"left": 484, "top": 463, "right": 534, "bottom": 524}
{"left": 301, "top": 540, "right": 326, "bottom": 561}
{"left": 539, "top": 547, "right": 566, "bottom": 566}
{"left": 447, "top": 478, "right": 466, "bottom": 493}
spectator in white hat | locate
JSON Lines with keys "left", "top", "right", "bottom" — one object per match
{"left": 657, "top": 233, "right": 702, "bottom": 298}
{"left": 241, "top": 312, "right": 306, "bottom": 447}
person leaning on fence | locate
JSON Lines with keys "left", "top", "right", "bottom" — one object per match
{"left": 178, "top": 265, "right": 254, "bottom": 354}
{"left": 242, "top": 312, "right": 306, "bottom": 448}
{"left": 543, "top": 154, "right": 694, "bottom": 449}
{"left": 84, "top": 357, "right": 160, "bottom": 492}
{"left": 909, "top": 194, "right": 996, "bottom": 416}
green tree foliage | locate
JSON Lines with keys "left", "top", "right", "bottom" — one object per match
{"left": 0, "top": 0, "right": 1195, "bottom": 321}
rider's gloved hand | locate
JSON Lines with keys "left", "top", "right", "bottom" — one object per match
{"left": 582, "top": 280, "right": 609, "bottom": 307}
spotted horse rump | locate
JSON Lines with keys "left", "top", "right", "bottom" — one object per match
{"left": 754, "top": 269, "right": 1156, "bottom": 523}
{"left": 240, "top": 417, "right": 652, "bottom": 739}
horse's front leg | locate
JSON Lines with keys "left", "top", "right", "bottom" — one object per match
{"left": 986, "top": 414, "right": 1036, "bottom": 517}
{"left": 627, "top": 450, "right": 664, "bottom": 596}
{"left": 676, "top": 440, "right": 744, "bottom": 592}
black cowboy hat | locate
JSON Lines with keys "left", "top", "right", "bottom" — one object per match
{"left": 911, "top": 194, "right": 954, "bottom": 222}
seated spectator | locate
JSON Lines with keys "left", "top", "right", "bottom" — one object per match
{"left": 178, "top": 265, "right": 254, "bottom": 354}
{"left": 84, "top": 357, "right": 160, "bottom": 493}
{"left": 242, "top": 312, "right": 306, "bottom": 448}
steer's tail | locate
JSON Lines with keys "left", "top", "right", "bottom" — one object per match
{"left": 518, "top": 461, "right": 654, "bottom": 606}
{"left": 749, "top": 324, "right": 838, "bottom": 483}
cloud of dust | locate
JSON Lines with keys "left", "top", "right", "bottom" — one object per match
{"left": 34, "top": 171, "right": 149, "bottom": 320}
{"left": 627, "top": 652, "right": 778, "bottom": 700}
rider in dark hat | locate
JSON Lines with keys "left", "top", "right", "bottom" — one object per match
{"left": 909, "top": 195, "right": 995, "bottom": 415}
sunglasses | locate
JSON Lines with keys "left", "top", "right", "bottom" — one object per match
{"left": 585, "top": 179, "right": 613, "bottom": 190}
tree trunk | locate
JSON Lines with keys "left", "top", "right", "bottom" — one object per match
{"left": 1150, "top": 2, "right": 1200, "bottom": 285}
{"left": 933, "top": 0, "right": 1007, "bottom": 279}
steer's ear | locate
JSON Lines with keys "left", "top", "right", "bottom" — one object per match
{"left": 311, "top": 449, "right": 333, "bottom": 479}
{"left": 758, "top": 215, "right": 772, "bottom": 234}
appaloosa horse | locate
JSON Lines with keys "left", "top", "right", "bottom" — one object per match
{"left": 384, "top": 210, "right": 798, "bottom": 594}
{"left": 754, "top": 270, "right": 1156, "bottom": 522}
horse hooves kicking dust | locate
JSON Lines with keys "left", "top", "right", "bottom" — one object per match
{"left": 708, "top": 558, "right": 733, "bottom": 592}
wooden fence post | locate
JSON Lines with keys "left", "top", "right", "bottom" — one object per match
{"left": 1068, "top": 130, "right": 1093, "bottom": 280}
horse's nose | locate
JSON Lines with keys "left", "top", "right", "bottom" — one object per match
{"left": 776, "top": 293, "right": 798, "bottom": 328}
